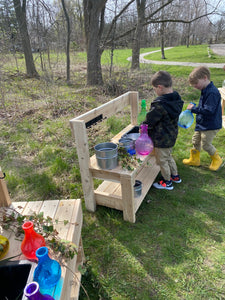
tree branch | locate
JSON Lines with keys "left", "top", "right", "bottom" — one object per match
{"left": 104, "top": 4, "right": 220, "bottom": 47}
{"left": 102, "top": 0, "right": 135, "bottom": 48}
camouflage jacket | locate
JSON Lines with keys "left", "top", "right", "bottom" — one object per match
{"left": 143, "top": 91, "right": 184, "bottom": 148}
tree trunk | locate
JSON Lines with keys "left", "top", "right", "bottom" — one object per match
{"left": 160, "top": 0, "right": 166, "bottom": 59}
{"left": 13, "top": 0, "right": 39, "bottom": 78}
{"left": 83, "top": 0, "right": 106, "bottom": 85}
{"left": 131, "top": 0, "right": 146, "bottom": 70}
{"left": 109, "top": 0, "right": 118, "bottom": 78}
{"left": 61, "top": 0, "right": 71, "bottom": 83}
{"left": 161, "top": 30, "right": 165, "bottom": 59}
{"left": 186, "top": 23, "right": 191, "bottom": 48}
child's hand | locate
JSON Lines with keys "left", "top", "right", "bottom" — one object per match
{"left": 187, "top": 103, "right": 194, "bottom": 110}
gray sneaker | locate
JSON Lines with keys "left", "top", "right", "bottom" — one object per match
{"left": 171, "top": 175, "right": 182, "bottom": 183}
{"left": 153, "top": 179, "right": 174, "bottom": 190}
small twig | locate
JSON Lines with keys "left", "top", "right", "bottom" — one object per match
{"left": 0, "top": 252, "right": 23, "bottom": 264}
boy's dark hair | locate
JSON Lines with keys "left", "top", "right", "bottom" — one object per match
{"left": 188, "top": 66, "right": 211, "bottom": 84}
{"left": 151, "top": 71, "right": 172, "bottom": 88}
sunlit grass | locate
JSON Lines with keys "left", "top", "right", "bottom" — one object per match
{"left": 144, "top": 44, "right": 225, "bottom": 63}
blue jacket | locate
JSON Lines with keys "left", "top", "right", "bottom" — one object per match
{"left": 191, "top": 81, "right": 222, "bottom": 131}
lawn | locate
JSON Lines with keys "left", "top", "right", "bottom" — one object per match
{"left": 0, "top": 44, "right": 225, "bottom": 299}
{"left": 144, "top": 44, "right": 225, "bottom": 63}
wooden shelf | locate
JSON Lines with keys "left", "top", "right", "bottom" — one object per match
{"left": 94, "top": 155, "right": 159, "bottom": 212}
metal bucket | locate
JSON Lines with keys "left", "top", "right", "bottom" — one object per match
{"left": 133, "top": 180, "right": 142, "bottom": 198}
{"left": 94, "top": 142, "right": 118, "bottom": 170}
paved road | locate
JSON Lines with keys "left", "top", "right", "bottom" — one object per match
{"left": 127, "top": 45, "right": 225, "bottom": 68}
{"left": 210, "top": 44, "right": 225, "bottom": 56}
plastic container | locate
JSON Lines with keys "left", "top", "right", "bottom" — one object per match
{"left": 119, "top": 138, "right": 134, "bottom": 151}
{"left": 138, "top": 99, "right": 147, "bottom": 124}
{"left": 33, "top": 246, "right": 61, "bottom": 290}
{"left": 124, "top": 133, "right": 140, "bottom": 141}
{"left": 21, "top": 221, "right": 46, "bottom": 260}
{"left": 94, "top": 142, "right": 118, "bottom": 170}
{"left": 24, "top": 281, "right": 55, "bottom": 300}
{"left": 135, "top": 124, "right": 154, "bottom": 156}
{"left": 122, "top": 127, "right": 140, "bottom": 153}
{"left": 133, "top": 180, "right": 142, "bottom": 198}
{"left": 178, "top": 102, "right": 196, "bottom": 129}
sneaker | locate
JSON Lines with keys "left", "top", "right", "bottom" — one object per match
{"left": 153, "top": 179, "right": 174, "bottom": 190}
{"left": 171, "top": 175, "right": 182, "bottom": 183}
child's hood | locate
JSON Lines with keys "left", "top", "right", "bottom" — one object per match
{"left": 154, "top": 91, "right": 184, "bottom": 118}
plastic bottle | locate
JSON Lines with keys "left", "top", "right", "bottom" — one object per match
{"left": 178, "top": 102, "right": 196, "bottom": 129}
{"left": 21, "top": 221, "right": 46, "bottom": 260}
{"left": 137, "top": 99, "right": 147, "bottom": 125}
{"left": 24, "top": 281, "right": 55, "bottom": 300}
{"left": 33, "top": 246, "right": 61, "bottom": 289}
{"left": 135, "top": 124, "right": 154, "bottom": 156}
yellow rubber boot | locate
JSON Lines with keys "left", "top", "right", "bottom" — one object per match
{"left": 183, "top": 149, "right": 200, "bottom": 166}
{"left": 209, "top": 151, "right": 223, "bottom": 171}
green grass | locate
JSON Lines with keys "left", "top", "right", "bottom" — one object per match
{"left": 101, "top": 47, "right": 161, "bottom": 67}
{"left": 144, "top": 44, "right": 225, "bottom": 63}
{"left": 149, "top": 64, "right": 225, "bottom": 89}
{"left": 1, "top": 45, "right": 225, "bottom": 299}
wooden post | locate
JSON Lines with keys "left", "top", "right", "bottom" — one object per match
{"left": 0, "top": 167, "right": 11, "bottom": 207}
{"left": 70, "top": 120, "right": 96, "bottom": 212}
{"left": 129, "top": 91, "right": 139, "bottom": 126}
{"left": 120, "top": 174, "right": 136, "bottom": 223}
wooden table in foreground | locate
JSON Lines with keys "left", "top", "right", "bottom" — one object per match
{"left": 0, "top": 199, "right": 84, "bottom": 300}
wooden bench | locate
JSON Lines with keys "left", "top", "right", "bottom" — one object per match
{"left": 219, "top": 87, "right": 225, "bottom": 128}
{"left": 0, "top": 169, "right": 84, "bottom": 300}
{"left": 70, "top": 91, "right": 160, "bottom": 223}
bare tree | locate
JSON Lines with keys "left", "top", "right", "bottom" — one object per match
{"left": 131, "top": 0, "right": 146, "bottom": 69}
{"left": 83, "top": 0, "right": 136, "bottom": 85}
{"left": 13, "top": 0, "right": 39, "bottom": 78}
{"left": 109, "top": 0, "right": 118, "bottom": 77}
{"left": 61, "top": 0, "right": 71, "bottom": 83}
{"left": 160, "top": 0, "right": 166, "bottom": 58}
{"left": 83, "top": 0, "right": 107, "bottom": 85}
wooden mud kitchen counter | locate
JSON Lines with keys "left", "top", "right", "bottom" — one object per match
{"left": 70, "top": 91, "right": 160, "bottom": 223}
{"left": 0, "top": 168, "right": 84, "bottom": 300}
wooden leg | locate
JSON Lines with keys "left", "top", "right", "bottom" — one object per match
{"left": 120, "top": 174, "right": 135, "bottom": 223}
{"left": 76, "top": 237, "right": 85, "bottom": 267}
{"left": 70, "top": 120, "right": 96, "bottom": 212}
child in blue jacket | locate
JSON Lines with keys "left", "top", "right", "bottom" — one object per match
{"left": 183, "top": 66, "right": 223, "bottom": 171}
